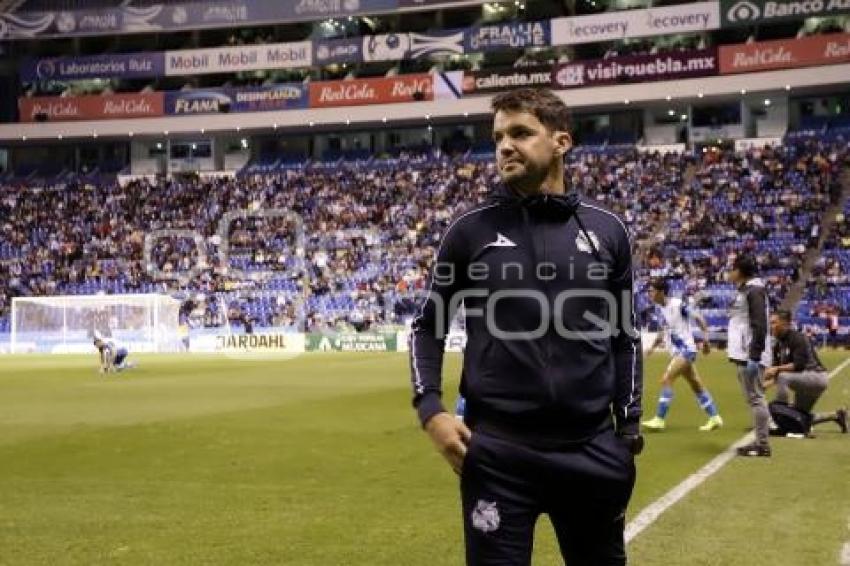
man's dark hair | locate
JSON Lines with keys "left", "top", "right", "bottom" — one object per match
{"left": 773, "top": 309, "right": 793, "bottom": 324}
{"left": 732, "top": 254, "right": 757, "bottom": 278}
{"left": 491, "top": 88, "right": 571, "bottom": 132}
{"left": 649, "top": 277, "right": 669, "bottom": 294}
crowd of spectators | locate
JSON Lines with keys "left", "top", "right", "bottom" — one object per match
{"left": 799, "top": 170, "right": 850, "bottom": 343}
{"left": 660, "top": 144, "right": 835, "bottom": 294}
{"left": 0, "top": 156, "right": 495, "bottom": 332}
{"left": 1, "top": 139, "right": 848, "bottom": 341}
{"left": 636, "top": 139, "right": 849, "bottom": 340}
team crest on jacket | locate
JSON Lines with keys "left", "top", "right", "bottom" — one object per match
{"left": 472, "top": 500, "right": 500, "bottom": 533}
{"left": 575, "top": 230, "right": 600, "bottom": 255}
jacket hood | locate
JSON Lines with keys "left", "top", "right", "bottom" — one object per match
{"left": 487, "top": 183, "right": 581, "bottom": 221}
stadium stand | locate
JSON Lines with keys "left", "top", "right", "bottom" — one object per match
{"left": 1, "top": 0, "right": 849, "bottom": 347}
{"left": 1, "top": 138, "right": 848, "bottom": 345}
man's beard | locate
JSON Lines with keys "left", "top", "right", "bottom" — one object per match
{"left": 503, "top": 162, "right": 549, "bottom": 194}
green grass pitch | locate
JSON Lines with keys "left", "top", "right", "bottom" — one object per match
{"left": 0, "top": 350, "right": 848, "bottom": 565}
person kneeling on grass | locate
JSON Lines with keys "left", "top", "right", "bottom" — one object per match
{"left": 93, "top": 332, "right": 137, "bottom": 374}
{"left": 642, "top": 277, "right": 724, "bottom": 433}
{"left": 762, "top": 310, "right": 847, "bottom": 436}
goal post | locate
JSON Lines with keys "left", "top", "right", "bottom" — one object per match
{"left": 10, "top": 294, "right": 181, "bottom": 354}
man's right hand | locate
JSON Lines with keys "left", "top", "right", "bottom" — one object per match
{"left": 424, "top": 411, "right": 472, "bottom": 475}
{"left": 762, "top": 366, "right": 778, "bottom": 388}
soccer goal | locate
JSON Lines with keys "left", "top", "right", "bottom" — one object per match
{"left": 10, "top": 294, "right": 181, "bottom": 354}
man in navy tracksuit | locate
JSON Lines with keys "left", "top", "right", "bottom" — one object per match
{"left": 409, "top": 88, "right": 643, "bottom": 565}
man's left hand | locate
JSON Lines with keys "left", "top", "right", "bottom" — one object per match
{"left": 617, "top": 432, "right": 644, "bottom": 456}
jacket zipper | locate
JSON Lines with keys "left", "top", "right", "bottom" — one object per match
{"left": 540, "top": 198, "right": 555, "bottom": 402}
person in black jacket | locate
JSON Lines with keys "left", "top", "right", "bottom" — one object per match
{"left": 763, "top": 310, "right": 847, "bottom": 434}
{"left": 409, "top": 88, "right": 643, "bottom": 566}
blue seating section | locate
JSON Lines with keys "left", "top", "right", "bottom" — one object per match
{"left": 2, "top": 139, "right": 848, "bottom": 341}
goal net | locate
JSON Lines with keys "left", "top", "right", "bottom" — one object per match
{"left": 10, "top": 294, "right": 181, "bottom": 354}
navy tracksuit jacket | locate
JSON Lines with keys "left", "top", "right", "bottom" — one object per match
{"left": 410, "top": 185, "right": 643, "bottom": 447}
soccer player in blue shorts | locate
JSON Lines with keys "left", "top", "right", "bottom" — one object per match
{"left": 93, "top": 332, "right": 136, "bottom": 374}
{"left": 642, "top": 278, "right": 723, "bottom": 432}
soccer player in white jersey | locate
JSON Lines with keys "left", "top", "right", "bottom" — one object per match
{"left": 642, "top": 278, "right": 723, "bottom": 432}
{"left": 93, "top": 331, "right": 136, "bottom": 374}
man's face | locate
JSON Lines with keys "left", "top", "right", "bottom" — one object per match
{"left": 770, "top": 315, "right": 787, "bottom": 337}
{"left": 727, "top": 267, "right": 741, "bottom": 285}
{"left": 649, "top": 287, "right": 664, "bottom": 305}
{"left": 492, "top": 110, "right": 571, "bottom": 192}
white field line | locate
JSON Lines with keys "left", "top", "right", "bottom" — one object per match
{"left": 840, "top": 517, "right": 850, "bottom": 565}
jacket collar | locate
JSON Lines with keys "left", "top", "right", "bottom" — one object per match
{"left": 488, "top": 183, "right": 581, "bottom": 221}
